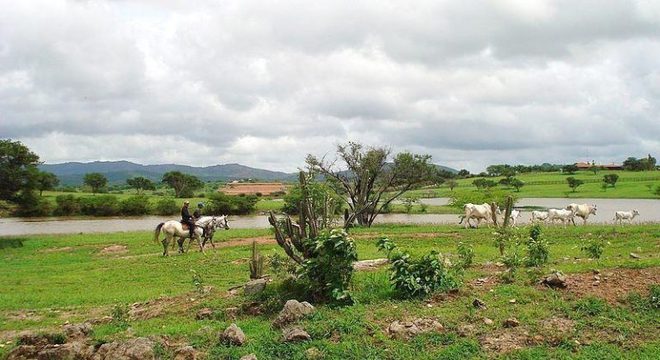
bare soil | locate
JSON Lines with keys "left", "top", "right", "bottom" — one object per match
{"left": 98, "top": 245, "right": 128, "bottom": 255}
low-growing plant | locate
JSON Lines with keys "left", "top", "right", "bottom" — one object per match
{"left": 119, "top": 195, "right": 150, "bottom": 216}
{"left": 190, "top": 269, "right": 204, "bottom": 294}
{"left": 268, "top": 252, "right": 298, "bottom": 278}
{"left": 525, "top": 224, "right": 549, "bottom": 267}
{"left": 111, "top": 303, "right": 130, "bottom": 330}
{"left": 574, "top": 297, "right": 607, "bottom": 316}
{"left": 500, "top": 244, "right": 523, "bottom": 283}
{"left": 54, "top": 194, "right": 81, "bottom": 216}
{"left": 154, "top": 197, "right": 178, "bottom": 215}
{"left": 402, "top": 195, "right": 419, "bottom": 213}
{"left": 377, "top": 237, "right": 459, "bottom": 298}
{"left": 456, "top": 241, "right": 474, "bottom": 268}
{"left": 79, "top": 195, "right": 120, "bottom": 216}
{"left": 581, "top": 238, "right": 605, "bottom": 259}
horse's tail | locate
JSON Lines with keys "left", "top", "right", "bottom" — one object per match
{"left": 154, "top": 222, "right": 165, "bottom": 243}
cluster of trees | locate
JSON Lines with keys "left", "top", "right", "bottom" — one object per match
{"left": 485, "top": 163, "right": 563, "bottom": 177}
{"left": 623, "top": 155, "right": 656, "bottom": 171}
{"left": 472, "top": 176, "right": 524, "bottom": 192}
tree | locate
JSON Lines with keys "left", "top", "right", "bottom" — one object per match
{"left": 602, "top": 174, "right": 619, "bottom": 188}
{"left": 0, "top": 139, "right": 41, "bottom": 201}
{"left": 446, "top": 179, "right": 458, "bottom": 191}
{"left": 472, "top": 178, "right": 497, "bottom": 189}
{"left": 566, "top": 177, "right": 584, "bottom": 192}
{"left": 84, "top": 173, "right": 108, "bottom": 194}
{"left": 562, "top": 164, "right": 579, "bottom": 175}
{"left": 36, "top": 171, "right": 59, "bottom": 196}
{"left": 306, "top": 142, "right": 436, "bottom": 228}
{"left": 162, "top": 171, "right": 204, "bottom": 198}
{"left": 457, "top": 169, "right": 470, "bottom": 178}
{"left": 126, "top": 176, "right": 155, "bottom": 194}
{"left": 509, "top": 178, "right": 525, "bottom": 192}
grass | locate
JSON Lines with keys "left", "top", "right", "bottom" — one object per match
{"left": 0, "top": 224, "right": 658, "bottom": 359}
{"left": 404, "top": 170, "right": 660, "bottom": 199}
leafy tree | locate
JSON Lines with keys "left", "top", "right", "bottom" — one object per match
{"left": 457, "top": 169, "right": 470, "bottom": 178}
{"left": 509, "top": 178, "right": 525, "bottom": 192}
{"left": 306, "top": 142, "right": 436, "bottom": 228}
{"left": 562, "top": 164, "right": 579, "bottom": 175}
{"left": 625, "top": 155, "right": 657, "bottom": 171}
{"left": 602, "top": 174, "right": 619, "bottom": 188}
{"left": 282, "top": 173, "right": 342, "bottom": 220}
{"left": 84, "top": 173, "right": 108, "bottom": 194}
{"left": 0, "top": 139, "right": 40, "bottom": 201}
{"left": 162, "top": 171, "right": 204, "bottom": 198}
{"left": 472, "top": 178, "right": 497, "bottom": 189}
{"left": 36, "top": 171, "right": 59, "bottom": 196}
{"left": 446, "top": 179, "right": 458, "bottom": 191}
{"left": 566, "top": 177, "right": 584, "bottom": 192}
{"left": 126, "top": 176, "right": 155, "bottom": 194}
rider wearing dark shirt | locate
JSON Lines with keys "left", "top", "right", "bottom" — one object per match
{"left": 181, "top": 201, "right": 195, "bottom": 238}
{"left": 193, "top": 202, "right": 205, "bottom": 237}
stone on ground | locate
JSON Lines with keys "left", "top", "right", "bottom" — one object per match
{"left": 273, "top": 300, "right": 315, "bottom": 328}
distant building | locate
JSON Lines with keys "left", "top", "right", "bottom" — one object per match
{"left": 575, "top": 161, "right": 623, "bottom": 170}
{"left": 218, "top": 182, "right": 288, "bottom": 196}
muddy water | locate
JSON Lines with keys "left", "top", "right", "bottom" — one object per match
{"left": 0, "top": 198, "right": 658, "bottom": 236}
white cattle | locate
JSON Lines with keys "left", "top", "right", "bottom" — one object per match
{"left": 566, "top": 203, "right": 597, "bottom": 225}
{"left": 614, "top": 209, "right": 639, "bottom": 225}
{"left": 508, "top": 209, "right": 521, "bottom": 227}
{"left": 547, "top": 208, "right": 575, "bottom": 226}
{"left": 461, "top": 203, "right": 496, "bottom": 229}
{"left": 531, "top": 210, "right": 549, "bottom": 223}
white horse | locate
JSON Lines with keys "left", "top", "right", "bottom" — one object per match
{"left": 154, "top": 215, "right": 229, "bottom": 256}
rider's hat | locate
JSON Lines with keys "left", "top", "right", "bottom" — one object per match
{"left": 184, "top": 200, "right": 190, "bottom": 205}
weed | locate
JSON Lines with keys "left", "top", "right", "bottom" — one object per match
{"left": 190, "top": 269, "right": 204, "bottom": 294}
{"left": 525, "top": 225, "right": 549, "bottom": 267}
{"left": 111, "top": 303, "right": 130, "bottom": 330}
{"left": 581, "top": 238, "right": 605, "bottom": 259}
{"left": 456, "top": 241, "right": 474, "bottom": 268}
{"left": 574, "top": 297, "right": 607, "bottom": 316}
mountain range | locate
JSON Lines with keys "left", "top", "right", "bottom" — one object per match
{"left": 39, "top": 161, "right": 457, "bottom": 185}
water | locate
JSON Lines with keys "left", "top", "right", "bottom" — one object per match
{"left": 0, "top": 198, "right": 658, "bottom": 236}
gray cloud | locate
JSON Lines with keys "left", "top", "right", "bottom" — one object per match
{"left": 1, "top": 0, "right": 659, "bottom": 172}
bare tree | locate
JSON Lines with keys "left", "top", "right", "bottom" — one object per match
{"left": 306, "top": 141, "right": 436, "bottom": 228}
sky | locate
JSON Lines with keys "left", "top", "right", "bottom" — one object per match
{"left": 1, "top": 0, "right": 659, "bottom": 173}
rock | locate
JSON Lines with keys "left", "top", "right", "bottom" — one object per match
{"left": 15, "top": 332, "right": 62, "bottom": 347}
{"left": 457, "top": 324, "right": 475, "bottom": 337}
{"left": 240, "top": 354, "right": 258, "bottom": 360}
{"left": 283, "top": 327, "right": 311, "bottom": 342}
{"left": 93, "top": 337, "right": 155, "bottom": 360}
{"left": 8, "top": 341, "right": 95, "bottom": 360}
{"left": 225, "top": 307, "right": 240, "bottom": 320}
{"left": 305, "top": 346, "right": 323, "bottom": 359}
{"left": 630, "top": 253, "right": 641, "bottom": 259}
{"left": 63, "top": 322, "right": 93, "bottom": 340}
{"left": 244, "top": 278, "right": 267, "bottom": 296}
{"left": 196, "top": 308, "right": 214, "bottom": 320}
{"left": 542, "top": 271, "right": 567, "bottom": 289}
{"left": 483, "top": 318, "right": 494, "bottom": 325}
{"left": 592, "top": 281, "right": 600, "bottom": 286}
{"left": 387, "top": 319, "right": 443, "bottom": 340}
{"left": 220, "top": 323, "right": 246, "bottom": 346}
{"left": 509, "top": 299, "right": 517, "bottom": 304}
{"left": 174, "top": 346, "right": 197, "bottom": 360}
{"left": 503, "top": 318, "right": 520, "bottom": 328}
{"left": 472, "top": 298, "right": 487, "bottom": 309}
{"left": 273, "top": 300, "right": 316, "bottom": 328}
{"left": 353, "top": 258, "right": 388, "bottom": 271}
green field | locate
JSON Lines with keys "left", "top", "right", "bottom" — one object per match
{"left": 1, "top": 223, "right": 658, "bottom": 359}
{"left": 406, "top": 170, "right": 660, "bottom": 200}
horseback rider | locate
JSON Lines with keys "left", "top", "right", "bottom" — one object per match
{"left": 181, "top": 200, "right": 195, "bottom": 238}
{"left": 193, "top": 202, "right": 206, "bottom": 237}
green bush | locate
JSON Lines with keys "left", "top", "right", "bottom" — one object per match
{"left": 525, "top": 224, "right": 549, "bottom": 267}
{"left": 14, "top": 192, "right": 52, "bottom": 217}
{"left": 54, "top": 194, "right": 81, "bottom": 216}
{"left": 79, "top": 195, "right": 120, "bottom": 216}
{"left": 377, "top": 237, "right": 459, "bottom": 298}
{"left": 119, "top": 195, "right": 150, "bottom": 216}
{"left": 154, "top": 197, "right": 178, "bottom": 215}
{"left": 456, "top": 241, "right": 474, "bottom": 268}
{"left": 299, "top": 229, "right": 358, "bottom": 304}
{"left": 206, "top": 192, "right": 258, "bottom": 215}
{"left": 581, "top": 238, "right": 605, "bottom": 259}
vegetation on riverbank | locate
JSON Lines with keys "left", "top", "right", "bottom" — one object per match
{"left": 1, "top": 223, "right": 658, "bottom": 358}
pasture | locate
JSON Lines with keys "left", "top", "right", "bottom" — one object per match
{"left": 1, "top": 223, "right": 659, "bottom": 359}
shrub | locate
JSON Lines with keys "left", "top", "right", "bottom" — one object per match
{"left": 456, "top": 241, "right": 474, "bottom": 268}
{"left": 574, "top": 297, "right": 607, "bottom": 316}
{"left": 54, "top": 194, "right": 82, "bottom": 216}
{"left": 79, "top": 195, "right": 120, "bottom": 216}
{"left": 14, "top": 192, "right": 52, "bottom": 217}
{"left": 581, "top": 238, "right": 605, "bottom": 259}
{"left": 500, "top": 245, "right": 522, "bottom": 283}
{"left": 525, "top": 224, "right": 549, "bottom": 267}
{"left": 111, "top": 303, "right": 130, "bottom": 330}
{"left": 119, "top": 195, "right": 150, "bottom": 216}
{"left": 268, "top": 252, "right": 297, "bottom": 279}
{"left": 206, "top": 192, "right": 258, "bottom": 215}
{"left": 299, "top": 229, "right": 358, "bottom": 304}
{"left": 154, "top": 197, "right": 178, "bottom": 216}
{"left": 377, "top": 237, "right": 459, "bottom": 298}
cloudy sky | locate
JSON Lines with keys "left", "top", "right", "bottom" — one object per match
{"left": 1, "top": 0, "right": 659, "bottom": 172}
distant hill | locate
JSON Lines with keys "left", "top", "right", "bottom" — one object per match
{"left": 38, "top": 161, "right": 295, "bottom": 185}
{"left": 39, "top": 161, "right": 458, "bottom": 186}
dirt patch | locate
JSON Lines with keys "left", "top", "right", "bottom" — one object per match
{"left": 129, "top": 293, "right": 203, "bottom": 321}
{"left": 353, "top": 232, "right": 462, "bottom": 240}
{"left": 545, "top": 267, "right": 660, "bottom": 304}
{"left": 99, "top": 245, "right": 128, "bottom": 255}
{"left": 216, "top": 236, "right": 274, "bottom": 248}
{"left": 479, "top": 328, "right": 532, "bottom": 353}
{"left": 541, "top": 317, "right": 575, "bottom": 333}
{"left": 5, "top": 311, "right": 43, "bottom": 322}
{"left": 39, "top": 246, "right": 73, "bottom": 253}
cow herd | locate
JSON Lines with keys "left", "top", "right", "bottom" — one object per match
{"left": 462, "top": 202, "right": 641, "bottom": 228}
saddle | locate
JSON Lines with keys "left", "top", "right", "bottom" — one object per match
{"left": 180, "top": 221, "right": 206, "bottom": 236}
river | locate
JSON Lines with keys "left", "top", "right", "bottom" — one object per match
{"left": 0, "top": 198, "right": 658, "bottom": 236}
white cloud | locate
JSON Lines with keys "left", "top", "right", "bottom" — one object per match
{"left": 1, "top": 0, "right": 659, "bottom": 172}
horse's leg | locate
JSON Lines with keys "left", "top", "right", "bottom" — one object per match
{"left": 178, "top": 237, "right": 185, "bottom": 253}
{"left": 162, "top": 236, "right": 169, "bottom": 256}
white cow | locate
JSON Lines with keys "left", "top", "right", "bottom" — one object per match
{"left": 547, "top": 208, "right": 575, "bottom": 226}
{"left": 566, "top": 203, "right": 597, "bottom": 225}
{"left": 614, "top": 209, "right": 640, "bottom": 225}
{"left": 461, "top": 203, "right": 496, "bottom": 229}
{"left": 508, "top": 209, "right": 521, "bottom": 227}
{"left": 531, "top": 210, "right": 549, "bottom": 223}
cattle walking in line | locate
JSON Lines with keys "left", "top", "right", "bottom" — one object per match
{"left": 547, "top": 208, "right": 576, "bottom": 227}
{"left": 614, "top": 210, "right": 640, "bottom": 225}
{"left": 566, "top": 203, "right": 597, "bottom": 225}
{"left": 531, "top": 210, "right": 549, "bottom": 223}
{"left": 509, "top": 209, "right": 521, "bottom": 227}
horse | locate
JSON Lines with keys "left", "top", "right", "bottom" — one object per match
{"left": 199, "top": 215, "right": 230, "bottom": 249}
{"left": 154, "top": 216, "right": 228, "bottom": 256}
